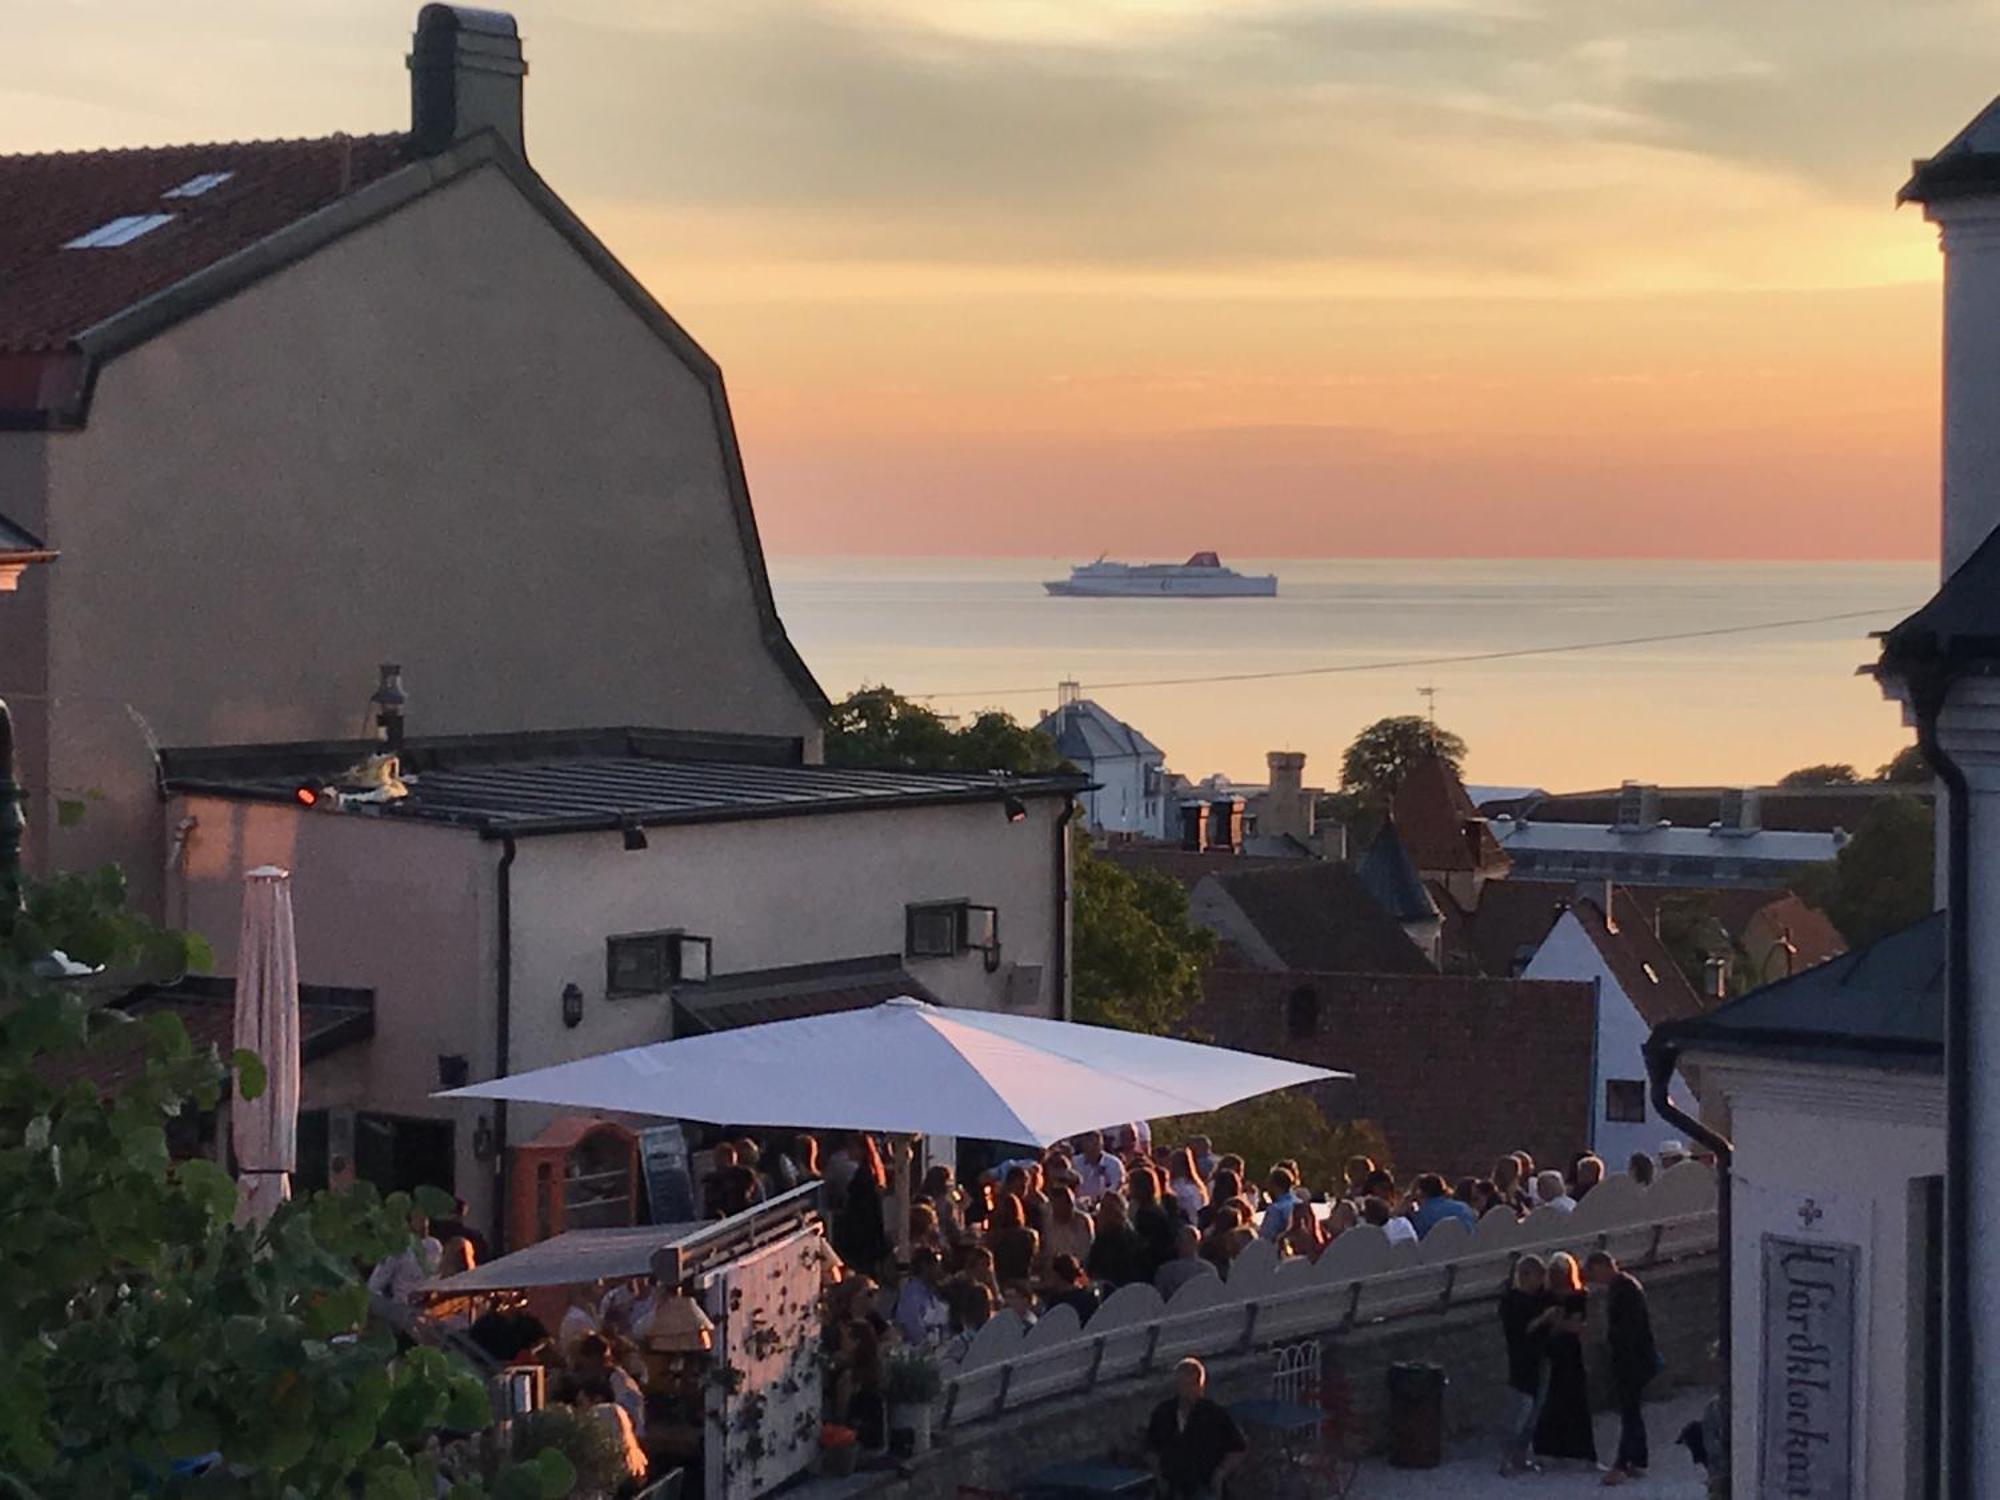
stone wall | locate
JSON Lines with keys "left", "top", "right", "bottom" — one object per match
{"left": 860, "top": 1254, "right": 1717, "bottom": 1498}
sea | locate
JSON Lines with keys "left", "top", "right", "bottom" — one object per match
{"left": 766, "top": 557, "right": 1936, "bottom": 793}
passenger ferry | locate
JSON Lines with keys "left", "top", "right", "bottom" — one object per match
{"left": 1043, "top": 552, "right": 1278, "bottom": 598}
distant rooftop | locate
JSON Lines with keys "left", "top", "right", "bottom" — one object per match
{"left": 1654, "top": 912, "right": 1943, "bottom": 1072}
{"left": 1481, "top": 784, "right": 1926, "bottom": 834}
{"left": 1901, "top": 94, "right": 2000, "bottom": 204}
{"left": 1491, "top": 819, "right": 1840, "bottom": 865}
{"left": 1037, "top": 698, "right": 1162, "bottom": 764}
{"left": 164, "top": 726, "right": 1086, "bottom": 839}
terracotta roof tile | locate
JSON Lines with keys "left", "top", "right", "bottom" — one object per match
{"left": 0, "top": 135, "right": 410, "bottom": 358}
{"left": 1389, "top": 756, "right": 1510, "bottom": 875}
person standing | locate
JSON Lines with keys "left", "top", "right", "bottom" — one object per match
{"left": 1497, "top": 1254, "right": 1551, "bottom": 1476}
{"left": 832, "top": 1135, "right": 892, "bottom": 1277}
{"left": 1532, "top": 1252, "right": 1596, "bottom": 1469}
{"left": 1256, "top": 1167, "right": 1302, "bottom": 1242}
{"left": 1073, "top": 1131, "right": 1126, "bottom": 1202}
{"left": 1587, "top": 1251, "right": 1661, "bottom": 1485}
{"left": 1145, "top": 1358, "right": 1248, "bottom": 1499}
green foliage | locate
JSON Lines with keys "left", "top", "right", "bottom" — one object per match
{"left": 1791, "top": 795, "right": 1936, "bottom": 948}
{"left": 1652, "top": 891, "right": 1732, "bottom": 992}
{"left": 881, "top": 1347, "right": 943, "bottom": 1404}
{"left": 823, "top": 687, "right": 1064, "bottom": 774}
{"left": 1878, "top": 743, "right": 1931, "bottom": 784}
{"left": 1154, "top": 1092, "right": 1392, "bottom": 1196}
{"left": 0, "top": 867, "right": 543, "bottom": 1499}
{"left": 1338, "top": 716, "right": 1467, "bottom": 807}
{"left": 1779, "top": 763, "right": 1860, "bottom": 788}
{"left": 1071, "top": 844, "right": 1215, "bottom": 1036}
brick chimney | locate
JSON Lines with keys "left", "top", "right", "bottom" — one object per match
{"left": 410, "top": 6, "right": 527, "bottom": 158}
{"left": 1904, "top": 99, "right": 2000, "bottom": 573}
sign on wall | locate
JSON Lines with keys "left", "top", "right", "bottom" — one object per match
{"left": 1759, "top": 1233, "right": 1858, "bottom": 1499}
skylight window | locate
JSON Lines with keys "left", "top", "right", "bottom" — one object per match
{"left": 162, "top": 171, "right": 234, "bottom": 199}
{"left": 63, "top": 213, "right": 175, "bottom": 249}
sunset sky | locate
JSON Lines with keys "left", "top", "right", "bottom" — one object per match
{"left": 9, "top": 0, "right": 1994, "bottom": 558}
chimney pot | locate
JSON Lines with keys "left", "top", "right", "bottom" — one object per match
{"left": 409, "top": 5, "right": 527, "bottom": 158}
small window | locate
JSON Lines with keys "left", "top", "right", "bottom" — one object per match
{"left": 162, "top": 170, "right": 235, "bottom": 199}
{"left": 905, "top": 901, "right": 1001, "bottom": 966}
{"left": 1285, "top": 985, "right": 1321, "bottom": 1040}
{"left": 63, "top": 212, "right": 175, "bottom": 249}
{"left": 606, "top": 931, "right": 712, "bottom": 997}
{"left": 1605, "top": 1079, "right": 1647, "bottom": 1123}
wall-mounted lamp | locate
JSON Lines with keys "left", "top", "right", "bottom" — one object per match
{"left": 622, "top": 821, "right": 649, "bottom": 852}
{"left": 1002, "top": 796, "right": 1028, "bottom": 824}
{"left": 561, "top": 981, "right": 584, "bottom": 1029}
{"left": 472, "top": 1114, "right": 497, "bottom": 1163}
{"left": 437, "top": 1053, "right": 470, "bottom": 1090}
{"left": 371, "top": 663, "right": 408, "bottom": 753}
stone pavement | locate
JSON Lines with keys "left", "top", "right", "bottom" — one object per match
{"left": 1354, "top": 1389, "right": 1715, "bottom": 1500}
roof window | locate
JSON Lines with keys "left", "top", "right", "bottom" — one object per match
{"left": 63, "top": 213, "right": 175, "bottom": 249}
{"left": 162, "top": 171, "right": 234, "bottom": 199}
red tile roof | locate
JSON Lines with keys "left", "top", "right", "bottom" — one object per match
{"left": 1193, "top": 968, "right": 1597, "bottom": 1181}
{"left": 1389, "top": 756, "right": 1510, "bottom": 875}
{"left": 1567, "top": 889, "right": 1710, "bottom": 1030}
{"left": 0, "top": 136, "right": 409, "bottom": 357}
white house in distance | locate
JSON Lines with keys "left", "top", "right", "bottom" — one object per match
{"left": 1646, "top": 94, "right": 2000, "bottom": 1499}
{"left": 1519, "top": 886, "right": 1707, "bottom": 1164}
{"left": 1038, "top": 684, "right": 1169, "bottom": 838}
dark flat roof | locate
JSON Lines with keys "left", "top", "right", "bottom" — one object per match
{"left": 1878, "top": 522, "right": 2000, "bottom": 674}
{"left": 673, "top": 954, "right": 939, "bottom": 1035}
{"left": 165, "top": 727, "right": 1086, "bottom": 838}
{"left": 1652, "top": 911, "right": 1942, "bottom": 1072}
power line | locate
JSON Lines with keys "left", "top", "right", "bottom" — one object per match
{"left": 909, "top": 604, "right": 1913, "bottom": 703}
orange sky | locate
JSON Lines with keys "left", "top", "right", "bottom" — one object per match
{"left": 8, "top": 0, "right": 1989, "bottom": 558}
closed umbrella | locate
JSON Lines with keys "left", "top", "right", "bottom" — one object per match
{"left": 438, "top": 996, "right": 1343, "bottom": 1146}
{"left": 232, "top": 865, "right": 300, "bottom": 1224}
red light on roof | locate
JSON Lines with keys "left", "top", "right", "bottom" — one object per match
{"left": 294, "top": 785, "right": 320, "bottom": 807}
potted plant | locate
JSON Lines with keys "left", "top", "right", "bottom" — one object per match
{"left": 883, "top": 1347, "right": 943, "bottom": 1457}
{"left": 819, "top": 1423, "right": 859, "bottom": 1477}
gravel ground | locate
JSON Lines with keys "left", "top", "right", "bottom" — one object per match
{"left": 1353, "top": 1388, "right": 1716, "bottom": 1500}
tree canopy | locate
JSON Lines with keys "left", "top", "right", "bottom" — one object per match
{"left": 0, "top": 864, "right": 564, "bottom": 1499}
{"left": 1790, "top": 794, "right": 1936, "bottom": 949}
{"left": 1338, "top": 715, "right": 1467, "bottom": 807}
{"left": 1778, "top": 763, "right": 1860, "bottom": 788}
{"left": 1879, "top": 743, "right": 1931, "bottom": 784}
{"left": 1070, "top": 845, "right": 1215, "bottom": 1036}
{"left": 823, "top": 686, "right": 1064, "bottom": 774}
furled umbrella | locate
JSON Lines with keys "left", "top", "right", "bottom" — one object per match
{"left": 232, "top": 865, "right": 301, "bottom": 1224}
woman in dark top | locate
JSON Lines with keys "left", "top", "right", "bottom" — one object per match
{"left": 832, "top": 1135, "right": 892, "bottom": 1277}
{"left": 1197, "top": 1170, "right": 1241, "bottom": 1232}
{"left": 1086, "top": 1191, "right": 1149, "bottom": 1287}
{"left": 986, "top": 1191, "right": 1042, "bottom": 1286}
{"left": 1532, "top": 1252, "right": 1597, "bottom": 1466}
{"left": 1126, "top": 1166, "right": 1178, "bottom": 1279}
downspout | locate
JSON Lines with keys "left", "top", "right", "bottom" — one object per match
{"left": 1055, "top": 799, "right": 1078, "bottom": 1021}
{"left": 1642, "top": 1031, "right": 1732, "bottom": 1446}
{"left": 491, "top": 834, "right": 517, "bottom": 1251}
{"left": 1910, "top": 671, "right": 1970, "bottom": 1498}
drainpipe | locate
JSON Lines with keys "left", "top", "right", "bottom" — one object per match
{"left": 1910, "top": 672, "right": 1970, "bottom": 1498}
{"left": 1054, "top": 799, "right": 1078, "bottom": 1021}
{"left": 0, "top": 696, "right": 23, "bottom": 928}
{"left": 491, "top": 834, "right": 517, "bottom": 1251}
{"left": 1642, "top": 1031, "right": 1732, "bottom": 1445}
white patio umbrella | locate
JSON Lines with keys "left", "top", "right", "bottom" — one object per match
{"left": 232, "top": 865, "right": 301, "bottom": 1224}
{"left": 437, "top": 996, "right": 1344, "bottom": 1145}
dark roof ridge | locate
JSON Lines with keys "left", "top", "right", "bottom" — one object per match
{"left": 0, "top": 131, "right": 406, "bottom": 164}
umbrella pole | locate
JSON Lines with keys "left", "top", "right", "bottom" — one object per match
{"left": 890, "top": 1134, "right": 915, "bottom": 1266}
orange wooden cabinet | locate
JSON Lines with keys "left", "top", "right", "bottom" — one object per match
{"left": 506, "top": 1115, "right": 640, "bottom": 1250}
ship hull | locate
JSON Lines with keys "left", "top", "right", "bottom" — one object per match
{"left": 1044, "top": 574, "right": 1277, "bottom": 597}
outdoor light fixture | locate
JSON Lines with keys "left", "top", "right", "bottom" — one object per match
{"left": 641, "top": 1292, "right": 716, "bottom": 1354}
{"left": 622, "top": 822, "right": 648, "bottom": 851}
{"left": 293, "top": 784, "right": 322, "bottom": 808}
{"left": 471, "top": 1115, "right": 497, "bottom": 1163}
{"left": 1003, "top": 796, "right": 1028, "bottom": 823}
{"left": 561, "top": 981, "right": 584, "bottom": 1029}
{"left": 370, "top": 663, "right": 407, "bottom": 752}
{"left": 437, "top": 1053, "right": 470, "bottom": 1090}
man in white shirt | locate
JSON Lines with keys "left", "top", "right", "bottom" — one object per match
{"left": 893, "top": 1250, "right": 952, "bottom": 1347}
{"left": 1362, "top": 1196, "right": 1418, "bottom": 1247}
{"left": 1073, "top": 1131, "right": 1126, "bottom": 1202}
{"left": 1535, "top": 1170, "right": 1577, "bottom": 1213}
{"left": 366, "top": 1210, "right": 442, "bottom": 1306}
